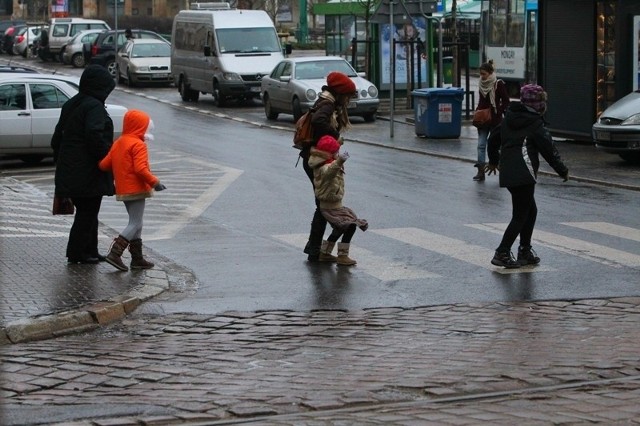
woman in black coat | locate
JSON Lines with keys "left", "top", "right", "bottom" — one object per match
{"left": 51, "top": 65, "right": 116, "bottom": 264}
{"left": 486, "top": 84, "right": 569, "bottom": 268}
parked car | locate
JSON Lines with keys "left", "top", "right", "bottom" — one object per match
{"left": 260, "top": 56, "right": 379, "bottom": 122}
{"left": 592, "top": 90, "right": 640, "bottom": 163}
{"left": 89, "top": 29, "right": 169, "bottom": 78}
{"left": 1, "top": 24, "right": 26, "bottom": 55}
{"left": 61, "top": 29, "right": 103, "bottom": 67}
{"left": 48, "top": 18, "right": 110, "bottom": 61}
{"left": 116, "top": 39, "right": 172, "bottom": 87}
{"left": 0, "top": 64, "right": 39, "bottom": 73}
{"left": 12, "top": 26, "right": 43, "bottom": 57}
{"left": 0, "top": 20, "right": 26, "bottom": 53}
{"left": 0, "top": 73, "right": 126, "bottom": 163}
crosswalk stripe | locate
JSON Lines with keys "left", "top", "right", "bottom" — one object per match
{"left": 372, "top": 227, "right": 553, "bottom": 274}
{"left": 468, "top": 223, "right": 640, "bottom": 268}
{"left": 273, "top": 233, "right": 439, "bottom": 281}
{"left": 561, "top": 222, "right": 640, "bottom": 243}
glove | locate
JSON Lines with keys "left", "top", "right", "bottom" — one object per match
{"left": 338, "top": 151, "right": 350, "bottom": 161}
{"left": 154, "top": 182, "right": 166, "bottom": 191}
{"left": 562, "top": 171, "right": 569, "bottom": 182}
{"left": 484, "top": 164, "right": 499, "bottom": 176}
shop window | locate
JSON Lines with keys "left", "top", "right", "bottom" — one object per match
{"left": 596, "top": 1, "right": 616, "bottom": 116}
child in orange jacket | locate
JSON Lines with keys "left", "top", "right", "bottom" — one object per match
{"left": 98, "top": 109, "right": 166, "bottom": 271}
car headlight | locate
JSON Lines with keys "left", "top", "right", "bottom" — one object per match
{"left": 367, "top": 85, "right": 378, "bottom": 98}
{"left": 621, "top": 113, "right": 640, "bottom": 125}
{"left": 221, "top": 72, "right": 242, "bottom": 81}
{"left": 134, "top": 65, "right": 149, "bottom": 72}
{"left": 305, "top": 89, "right": 317, "bottom": 102}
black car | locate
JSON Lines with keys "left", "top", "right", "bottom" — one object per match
{"left": 1, "top": 23, "right": 26, "bottom": 55}
{"left": 0, "top": 20, "right": 26, "bottom": 53}
{"left": 88, "top": 29, "right": 168, "bottom": 78}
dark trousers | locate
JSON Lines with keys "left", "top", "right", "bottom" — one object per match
{"left": 497, "top": 184, "right": 537, "bottom": 252}
{"left": 67, "top": 196, "right": 102, "bottom": 260}
{"left": 327, "top": 224, "right": 357, "bottom": 244}
{"left": 302, "top": 152, "right": 327, "bottom": 256}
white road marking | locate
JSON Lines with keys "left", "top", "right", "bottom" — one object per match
{"left": 273, "top": 233, "right": 439, "bottom": 281}
{"left": 561, "top": 222, "right": 640, "bottom": 243}
{"left": 372, "top": 227, "right": 552, "bottom": 274}
{"left": 468, "top": 223, "right": 640, "bottom": 268}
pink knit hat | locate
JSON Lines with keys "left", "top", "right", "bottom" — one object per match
{"left": 520, "top": 84, "right": 547, "bottom": 114}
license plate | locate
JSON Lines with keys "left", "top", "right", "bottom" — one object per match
{"left": 154, "top": 73, "right": 169, "bottom": 78}
{"left": 596, "top": 131, "right": 610, "bottom": 141}
{"left": 250, "top": 86, "right": 261, "bottom": 93}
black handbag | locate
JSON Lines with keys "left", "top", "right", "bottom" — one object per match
{"left": 52, "top": 196, "right": 74, "bottom": 215}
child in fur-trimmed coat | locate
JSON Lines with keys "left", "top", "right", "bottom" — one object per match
{"left": 98, "top": 109, "right": 166, "bottom": 272}
{"left": 308, "top": 135, "right": 368, "bottom": 266}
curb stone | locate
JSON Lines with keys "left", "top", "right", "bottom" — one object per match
{"left": 0, "top": 269, "right": 170, "bottom": 345}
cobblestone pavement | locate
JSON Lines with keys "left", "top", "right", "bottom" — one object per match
{"left": 0, "top": 178, "right": 145, "bottom": 325}
{"left": 2, "top": 298, "right": 640, "bottom": 425}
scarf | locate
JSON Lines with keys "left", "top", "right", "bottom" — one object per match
{"left": 318, "top": 90, "right": 352, "bottom": 132}
{"left": 479, "top": 74, "right": 497, "bottom": 112}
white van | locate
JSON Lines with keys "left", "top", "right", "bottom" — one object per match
{"left": 171, "top": 8, "right": 287, "bottom": 106}
{"left": 48, "top": 18, "right": 110, "bottom": 57}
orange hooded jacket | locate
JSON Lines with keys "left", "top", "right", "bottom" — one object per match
{"left": 98, "top": 110, "right": 159, "bottom": 201}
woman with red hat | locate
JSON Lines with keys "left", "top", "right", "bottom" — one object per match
{"left": 301, "top": 71, "right": 357, "bottom": 262}
{"left": 307, "top": 135, "right": 368, "bottom": 265}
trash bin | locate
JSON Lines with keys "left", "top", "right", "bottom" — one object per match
{"left": 442, "top": 56, "right": 453, "bottom": 84}
{"left": 412, "top": 87, "right": 464, "bottom": 138}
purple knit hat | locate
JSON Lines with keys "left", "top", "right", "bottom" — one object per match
{"left": 520, "top": 84, "right": 547, "bottom": 113}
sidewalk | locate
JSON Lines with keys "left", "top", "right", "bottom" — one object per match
{"left": 0, "top": 178, "right": 169, "bottom": 344}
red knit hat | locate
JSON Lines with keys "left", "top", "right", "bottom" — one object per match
{"left": 316, "top": 135, "right": 341, "bottom": 155}
{"left": 326, "top": 72, "right": 356, "bottom": 95}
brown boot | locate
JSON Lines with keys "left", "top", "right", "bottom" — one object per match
{"left": 129, "top": 238, "right": 154, "bottom": 269}
{"left": 106, "top": 235, "right": 129, "bottom": 272}
{"left": 318, "top": 240, "right": 337, "bottom": 262}
{"left": 336, "top": 242, "right": 357, "bottom": 266}
{"left": 473, "top": 164, "right": 485, "bottom": 181}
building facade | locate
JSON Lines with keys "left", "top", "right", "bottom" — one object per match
{"left": 540, "top": 0, "right": 640, "bottom": 139}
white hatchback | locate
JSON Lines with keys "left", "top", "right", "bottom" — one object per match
{"left": 0, "top": 73, "right": 127, "bottom": 163}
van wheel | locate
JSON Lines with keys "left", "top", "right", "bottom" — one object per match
{"left": 179, "top": 78, "right": 199, "bottom": 102}
{"left": 264, "top": 94, "right": 278, "bottom": 120}
{"left": 213, "top": 82, "right": 226, "bottom": 107}
{"left": 71, "top": 52, "right": 85, "bottom": 68}
{"left": 292, "top": 97, "right": 303, "bottom": 122}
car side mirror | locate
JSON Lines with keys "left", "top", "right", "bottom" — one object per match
{"left": 279, "top": 75, "right": 291, "bottom": 83}
{"left": 357, "top": 71, "right": 366, "bottom": 78}
{"left": 204, "top": 45, "right": 211, "bottom": 57}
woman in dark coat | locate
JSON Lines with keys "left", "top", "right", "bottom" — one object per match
{"left": 300, "top": 71, "right": 356, "bottom": 262}
{"left": 486, "top": 84, "right": 569, "bottom": 268}
{"left": 51, "top": 64, "right": 116, "bottom": 264}
{"left": 474, "top": 60, "right": 510, "bottom": 181}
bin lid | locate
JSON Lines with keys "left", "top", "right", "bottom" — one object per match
{"left": 412, "top": 87, "right": 464, "bottom": 97}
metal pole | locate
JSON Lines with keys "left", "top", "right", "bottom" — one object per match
{"left": 389, "top": 0, "right": 394, "bottom": 138}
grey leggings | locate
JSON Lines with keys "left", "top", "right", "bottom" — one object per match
{"left": 121, "top": 199, "right": 146, "bottom": 241}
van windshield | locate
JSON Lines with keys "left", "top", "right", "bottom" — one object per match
{"left": 216, "top": 27, "right": 281, "bottom": 53}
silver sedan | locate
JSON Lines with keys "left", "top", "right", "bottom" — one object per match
{"left": 592, "top": 90, "right": 640, "bottom": 163}
{"left": 0, "top": 73, "right": 126, "bottom": 163}
{"left": 260, "top": 56, "right": 379, "bottom": 122}
{"left": 61, "top": 29, "right": 104, "bottom": 68}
